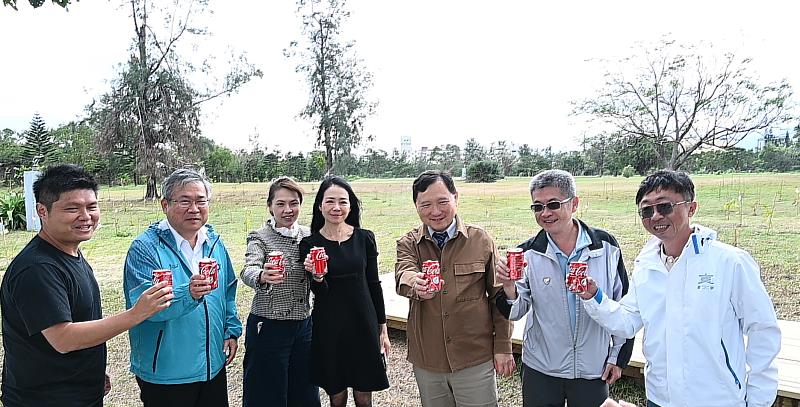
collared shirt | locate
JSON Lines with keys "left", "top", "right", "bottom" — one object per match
{"left": 546, "top": 220, "right": 591, "bottom": 336}
{"left": 426, "top": 218, "right": 457, "bottom": 247}
{"left": 159, "top": 220, "right": 208, "bottom": 275}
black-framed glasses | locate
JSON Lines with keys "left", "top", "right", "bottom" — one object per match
{"left": 638, "top": 201, "right": 688, "bottom": 219}
{"left": 170, "top": 199, "right": 210, "bottom": 209}
{"left": 530, "top": 197, "right": 573, "bottom": 213}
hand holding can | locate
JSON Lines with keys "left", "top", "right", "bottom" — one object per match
{"left": 199, "top": 258, "right": 219, "bottom": 289}
{"left": 506, "top": 248, "right": 525, "bottom": 281}
{"left": 310, "top": 247, "right": 328, "bottom": 278}
{"left": 567, "top": 262, "right": 588, "bottom": 293}
{"left": 422, "top": 260, "right": 443, "bottom": 293}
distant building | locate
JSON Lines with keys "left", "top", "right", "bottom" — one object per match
{"left": 756, "top": 129, "right": 792, "bottom": 151}
{"left": 401, "top": 135, "right": 412, "bottom": 156}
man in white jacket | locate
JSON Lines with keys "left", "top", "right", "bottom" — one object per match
{"left": 575, "top": 170, "right": 781, "bottom": 407}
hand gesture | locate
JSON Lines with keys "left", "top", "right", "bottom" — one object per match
{"left": 132, "top": 281, "right": 173, "bottom": 319}
{"left": 223, "top": 338, "right": 238, "bottom": 365}
{"left": 493, "top": 353, "right": 516, "bottom": 377}
{"left": 305, "top": 253, "right": 327, "bottom": 281}
{"left": 413, "top": 272, "right": 435, "bottom": 300}
{"left": 568, "top": 276, "right": 598, "bottom": 300}
{"left": 601, "top": 363, "right": 623, "bottom": 384}
{"left": 189, "top": 274, "right": 212, "bottom": 300}
{"left": 260, "top": 262, "right": 286, "bottom": 285}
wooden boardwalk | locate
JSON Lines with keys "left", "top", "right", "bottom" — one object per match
{"left": 380, "top": 273, "right": 800, "bottom": 406}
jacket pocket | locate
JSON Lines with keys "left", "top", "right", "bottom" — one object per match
{"left": 453, "top": 262, "right": 484, "bottom": 302}
{"left": 720, "top": 339, "right": 742, "bottom": 389}
{"left": 152, "top": 330, "right": 164, "bottom": 373}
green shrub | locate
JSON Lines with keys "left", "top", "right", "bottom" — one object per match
{"left": 466, "top": 161, "right": 503, "bottom": 183}
{"left": 0, "top": 192, "right": 27, "bottom": 231}
{"left": 621, "top": 165, "right": 635, "bottom": 178}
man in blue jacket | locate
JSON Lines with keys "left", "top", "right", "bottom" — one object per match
{"left": 124, "top": 169, "right": 242, "bottom": 407}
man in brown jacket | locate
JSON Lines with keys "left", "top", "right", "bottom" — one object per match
{"left": 395, "top": 170, "right": 515, "bottom": 407}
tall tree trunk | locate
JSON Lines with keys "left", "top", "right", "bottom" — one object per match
{"left": 145, "top": 172, "right": 159, "bottom": 200}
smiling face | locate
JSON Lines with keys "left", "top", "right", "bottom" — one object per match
{"left": 415, "top": 180, "right": 459, "bottom": 232}
{"left": 638, "top": 187, "right": 696, "bottom": 246}
{"left": 319, "top": 185, "right": 350, "bottom": 226}
{"left": 37, "top": 188, "right": 100, "bottom": 254}
{"left": 161, "top": 181, "right": 209, "bottom": 241}
{"left": 531, "top": 186, "right": 578, "bottom": 237}
{"left": 269, "top": 187, "right": 301, "bottom": 228}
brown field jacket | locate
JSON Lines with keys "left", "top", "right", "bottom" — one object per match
{"left": 395, "top": 216, "right": 513, "bottom": 373}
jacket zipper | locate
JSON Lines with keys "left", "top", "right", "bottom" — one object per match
{"left": 720, "top": 339, "right": 742, "bottom": 389}
{"left": 204, "top": 300, "right": 211, "bottom": 381}
{"left": 152, "top": 330, "right": 164, "bottom": 373}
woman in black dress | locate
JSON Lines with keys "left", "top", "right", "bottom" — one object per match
{"left": 300, "top": 176, "right": 390, "bottom": 407}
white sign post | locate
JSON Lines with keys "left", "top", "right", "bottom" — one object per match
{"left": 24, "top": 170, "right": 41, "bottom": 232}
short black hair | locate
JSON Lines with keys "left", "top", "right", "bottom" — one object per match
{"left": 412, "top": 170, "right": 457, "bottom": 203}
{"left": 310, "top": 176, "right": 362, "bottom": 234}
{"left": 635, "top": 170, "right": 695, "bottom": 205}
{"left": 33, "top": 164, "right": 99, "bottom": 211}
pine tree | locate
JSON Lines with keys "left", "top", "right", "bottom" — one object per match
{"left": 22, "top": 113, "right": 55, "bottom": 168}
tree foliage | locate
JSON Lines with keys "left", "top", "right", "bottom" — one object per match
{"left": 21, "top": 113, "right": 56, "bottom": 168}
{"left": 466, "top": 160, "right": 503, "bottom": 183}
{"left": 92, "top": 0, "right": 261, "bottom": 199}
{"left": 2, "top": 0, "right": 71, "bottom": 10}
{"left": 575, "top": 39, "right": 794, "bottom": 170}
{"left": 288, "top": 0, "right": 376, "bottom": 174}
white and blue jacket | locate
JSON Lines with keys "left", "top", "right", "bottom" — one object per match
{"left": 582, "top": 224, "right": 781, "bottom": 407}
{"left": 123, "top": 222, "right": 242, "bottom": 385}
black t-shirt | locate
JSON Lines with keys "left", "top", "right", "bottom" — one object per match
{"left": 0, "top": 235, "right": 106, "bottom": 407}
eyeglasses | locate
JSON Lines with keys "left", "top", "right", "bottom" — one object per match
{"left": 530, "top": 197, "right": 573, "bottom": 213}
{"left": 638, "top": 201, "right": 688, "bottom": 219}
{"left": 170, "top": 199, "right": 209, "bottom": 208}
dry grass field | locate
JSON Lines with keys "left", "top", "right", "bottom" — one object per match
{"left": 1, "top": 173, "right": 799, "bottom": 406}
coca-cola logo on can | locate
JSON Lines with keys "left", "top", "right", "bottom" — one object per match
{"left": 507, "top": 248, "right": 524, "bottom": 281}
{"left": 267, "top": 251, "right": 285, "bottom": 272}
{"left": 199, "top": 257, "right": 219, "bottom": 289}
{"left": 422, "top": 260, "right": 442, "bottom": 292}
{"left": 152, "top": 269, "right": 173, "bottom": 287}
{"left": 567, "top": 262, "right": 588, "bottom": 292}
{"left": 310, "top": 247, "right": 328, "bottom": 276}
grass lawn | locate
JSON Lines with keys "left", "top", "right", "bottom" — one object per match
{"left": 1, "top": 173, "right": 798, "bottom": 406}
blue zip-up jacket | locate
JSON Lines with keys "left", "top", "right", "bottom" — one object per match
{"left": 123, "top": 221, "right": 242, "bottom": 385}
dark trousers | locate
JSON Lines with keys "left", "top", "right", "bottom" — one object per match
{"left": 647, "top": 401, "right": 661, "bottom": 407}
{"left": 136, "top": 367, "right": 228, "bottom": 407}
{"left": 521, "top": 364, "right": 608, "bottom": 407}
{"left": 242, "top": 314, "right": 320, "bottom": 407}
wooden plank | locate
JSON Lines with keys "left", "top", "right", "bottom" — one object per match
{"left": 379, "top": 273, "right": 800, "bottom": 400}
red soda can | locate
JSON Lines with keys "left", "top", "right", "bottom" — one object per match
{"left": 507, "top": 248, "right": 525, "bottom": 280}
{"left": 310, "top": 247, "right": 328, "bottom": 277}
{"left": 199, "top": 258, "right": 219, "bottom": 289}
{"left": 568, "top": 261, "right": 588, "bottom": 292}
{"left": 267, "top": 251, "right": 285, "bottom": 272}
{"left": 152, "top": 269, "right": 173, "bottom": 287}
{"left": 422, "top": 260, "right": 442, "bottom": 293}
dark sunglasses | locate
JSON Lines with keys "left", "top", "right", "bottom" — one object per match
{"left": 531, "top": 197, "right": 573, "bottom": 213}
{"left": 638, "top": 201, "right": 688, "bottom": 219}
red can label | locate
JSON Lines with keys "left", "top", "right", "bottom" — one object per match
{"left": 267, "top": 251, "right": 285, "bottom": 272}
{"left": 199, "top": 258, "right": 219, "bottom": 289}
{"left": 422, "top": 260, "right": 442, "bottom": 293}
{"left": 507, "top": 248, "right": 524, "bottom": 280}
{"left": 310, "top": 247, "right": 328, "bottom": 276}
{"left": 152, "top": 269, "right": 173, "bottom": 287}
{"left": 567, "top": 262, "right": 588, "bottom": 292}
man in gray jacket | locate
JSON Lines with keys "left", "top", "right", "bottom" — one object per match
{"left": 495, "top": 170, "right": 634, "bottom": 407}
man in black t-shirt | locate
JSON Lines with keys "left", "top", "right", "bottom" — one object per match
{"left": 0, "top": 165, "right": 173, "bottom": 407}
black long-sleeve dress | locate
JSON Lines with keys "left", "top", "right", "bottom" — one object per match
{"left": 299, "top": 228, "right": 390, "bottom": 394}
